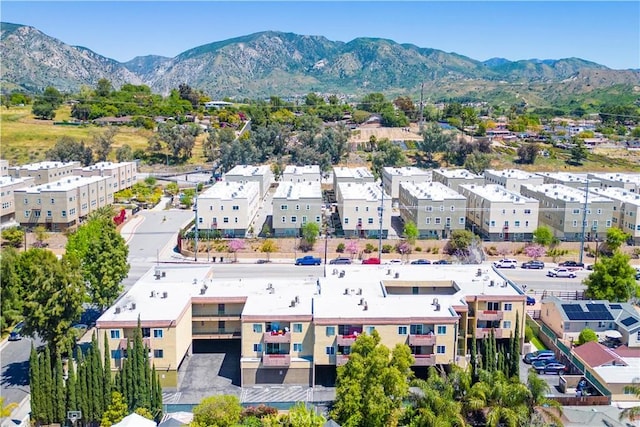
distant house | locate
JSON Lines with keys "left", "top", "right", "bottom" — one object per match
{"left": 204, "top": 101, "right": 233, "bottom": 109}
{"left": 93, "top": 116, "right": 133, "bottom": 126}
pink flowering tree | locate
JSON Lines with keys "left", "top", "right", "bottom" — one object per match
{"left": 524, "top": 244, "right": 546, "bottom": 260}
{"left": 346, "top": 240, "right": 359, "bottom": 259}
{"left": 228, "top": 239, "right": 245, "bottom": 262}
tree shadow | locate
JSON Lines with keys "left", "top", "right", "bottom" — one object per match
{"left": 1, "top": 360, "right": 29, "bottom": 387}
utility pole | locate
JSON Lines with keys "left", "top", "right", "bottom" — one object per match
{"left": 578, "top": 180, "right": 590, "bottom": 265}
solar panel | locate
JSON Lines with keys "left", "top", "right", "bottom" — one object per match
{"left": 562, "top": 304, "right": 583, "bottom": 313}
{"left": 586, "top": 304, "right": 608, "bottom": 312}
{"left": 621, "top": 317, "right": 639, "bottom": 327}
{"left": 609, "top": 304, "right": 623, "bottom": 310}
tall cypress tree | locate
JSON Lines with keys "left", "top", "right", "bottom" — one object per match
{"left": 77, "top": 349, "right": 89, "bottom": 424}
{"left": 66, "top": 345, "right": 77, "bottom": 413}
{"left": 125, "top": 341, "right": 134, "bottom": 410}
{"left": 152, "top": 365, "right": 162, "bottom": 421}
{"left": 141, "top": 348, "right": 151, "bottom": 410}
{"left": 133, "top": 323, "right": 144, "bottom": 409}
{"left": 29, "top": 345, "right": 42, "bottom": 423}
{"left": 54, "top": 349, "right": 65, "bottom": 424}
{"left": 511, "top": 312, "right": 520, "bottom": 379}
{"left": 104, "top": 331, "right": 113, "bottom": 411}
{"left": 91, "top": 334, "right": 104, "bottom": 418}
{"left": 42, "top": 345, "right": 54, "bottom": 424}
{"left": 470, "top": 337, "right": 478, "bottom": 384}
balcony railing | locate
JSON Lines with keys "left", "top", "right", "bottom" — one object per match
{"left": 263, "top": 331, "right": 291, "bottom": 343}
{"left": 336, "top": 354, "right": 350, "bottom": 366}
{"left": 475, "top": 328, "right": 503, "bottom": 339}
{"left": 337, "top": 334, "right": 360, "bottom": 346}
{"left": 412, "top": 354, "right": 436, "bottom": 366}
{"left": 408, "top": 334, "right": 436, "bottom": 346}
{"left": 477, "top": 310, "right": 504, "bottom": 321}
{"left": 262, "top": 354, "right": 291, "bottom": 367}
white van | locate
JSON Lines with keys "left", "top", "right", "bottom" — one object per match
{"left": 493, "top": 259, "right": 518, "bottom": 269}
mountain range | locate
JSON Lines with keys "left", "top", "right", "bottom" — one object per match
{"left": 2, "top": 22, "right": 639, "bottom": 105}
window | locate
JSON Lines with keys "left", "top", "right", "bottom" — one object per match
{"left": 573, "top": 220, "right": 578, "bottom": 227}
{"left": 592, "top": 220, "right": 598, "bottom": 227}
{"left": 366, "top": 326, "right": 375, "bottom": 334}
{"left": 503, "top": 321, "right": 512, "bottom": 329}
{"left": 153, "top": 349, "right": 164, "bottom": 358}
{"left": 253, "top": 343, "right": 262, "bottom": 352}
{"left": 234, "top": 218, "right": 238, "bottom": 223}
{"left": 490, "top": 220, "right": 496, "bottom": 227}
{"left": 435, "top": 217, "right": 441, "bottom": 224}
{"left": 459, "top": 217, "right": 465, "bottom": 224}
{"left": 504, "top": 220, "right": 509, "bottom": 226}
{"left": 597, "top": 209, "right": 602, "bottom": 214}
{"left": 295, "top": 204, "right": 300, "bottom": 210}
{"left": 607, "top": 220, "right": 612, "bottom": 227}
{"left": 514, "top": 221, "right": 520, "bottom": 227}
{"left": 412, "top": 287, "right": 419, "bottom": 295}
{"left": 153, "top": 329, "right": 163, "bottom": 338}
{"left": 198, "top": 218, "right": 203, "bottom": 224}
{"left": 34, "top": 210, "right": 40, "bottom": 217}
{"left": 367, "top": 217, "right": 373, "bottom": 224}
{"left": 426, "top": 206, "right": 433, "bottom": 212}
{"left": 111, "top": 350, "right": 121, "bottom": 359}
{"left": 315, "top": 216, "right": 321, "bottom": 222}
{"left": 218, "top": 303, "right": 225, "bottom": 314}
{"left": 398, "top": 326, "right": 408, "bottom": 335}
{"left": 302, "top": 216, "right": 307, "bottom": 224}
{"left": 47, "top": 211, "right": 52, "bottom": 217}
{"left": 326, "top": 326, "right": 335, "bottom": 336}
{"left": 573, "top": 209, "right": 580, "bottom": 214}
{"left": 355, "top": 207, "right": 359, "bottom": 212}
{"left": 142, "top": 328, "right": 151, "bottom": 338}
{"left": 293, "top": 343, "right": 303, "bottom": 352}
{"left": 437, "top": 345, "right": 446, "bottom": 354}
{"left": 306, "top": 204, "right": 310, "bottom": 210}
{"left": 326, "top": 346, "right": 335, "bottom": 355}
{"left": 36, "top": 198, "right": 41, "bottom": 205}
{"left": 524, "top": 209, "right": 531, "bottom": 214}
{"left": 503, "top": 303, "right": 513, "bottom": 311}
{"left": 223, "top": 217, "right": 229, "bottom": 223}
{"left": 425, "top": 218, "right": 431, "bottom": 225}
{"left": 450, "top": 205, "right": 455, "bottom": 211}
{"left": 293, "top": 323, "right": 302, "bottom": 333}
{"left": 437, "top": 326, "right": 447, "bottom": 334}
{"left": 281, "top": 216, "right": 286, "bottom": 223}
{"left": 487, "top": 302, "right": 500, "bottom": 310}
{"left": 24, "top": 198, "right": 28, "bottom": 204}
{"left": 439, "top": 205, "right": 445, "bottom": 211}
{"left": 253, "top": 324, "right": 263, "bottom": 333}
{"left": 232, "top": 205, "right": 239, "bottom": 210}
{"left": 110, "top": 330, "right": 120, "bottom": 339}
{"left": 344, "top": 218, "right": 349, "bottom": 224}
{"left": 281, "top": 205, "right": 288, "bottom": 210}
{"left": 50, "top": 198, "right": 55, "bottom": 204}
{"left": 291, "top": 216, "right": 297, "bottom": 223}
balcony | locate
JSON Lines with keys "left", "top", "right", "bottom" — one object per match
{"left": 337, "top": 334, "right": 359, "bottom": 346}
{"left": 408, "top": 334, "right": 436, "bottom": 346}
{"left": 263, "top": 331, "right": 291, "bottom": 344}
{"left": 477, "top": 310, "right": 504, "bottom": 321}
{"left": 336, "top": 354, "right": 350, "bottom": 366}
{"left": 262, "top": 354, "right": 291, "bottom": 367}
{"left": 475, "top": 328, "right": 504, "bottom": 339}
{"left": 412, "top": 354, "right": 436, "bottom": 366}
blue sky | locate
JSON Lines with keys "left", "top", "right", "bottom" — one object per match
{"left": 2, "top": 1, "right": 639, "bottom": 69}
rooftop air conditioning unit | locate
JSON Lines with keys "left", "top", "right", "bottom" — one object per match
{"left": 200, "top": 287, "right": 206, "bottom": 295}
{"left": 295, "top": 296, "right": 300, "bottom": 304}
{"left": 357, "top": 288, "right": 362, "bottom": 295}
{"left": 489, "top": 280, "right": 495, "bottom": 287}
{"left": 269, "top": 288, "right": 275, "bottom": 294}
{"left": 344, "top": 288, "right": 349, "bottom": 295}
{"left": 359, "top": 298, "right": 365, "bottom": 306}
{"left": 290, "top": 300, "right": 296, "bottom": 307}
{"left": 115, "top": 307, "right": 121, "bottom": 314}
{"left": 432, "top": 298, "right": 439, "bottom": 305}
{"left": 394, "top": 272, "right": 400, "bottom": 279}
{"left": 150, "top": 291, "right": 155, "bottom": 298}
{"left": 339, "top": 270, "right": 345, "bottom": 278}
{"left": 162, "top": 292, "right": 168, "bottom": 298}
{"left": 363, "top": 302, "right": 368, "bottom": 311}
{"left": 130, "top": 303, "right": 136, "bottom": 310}
{"left": 435, "top": 304, "right": 441, "bottom": 311}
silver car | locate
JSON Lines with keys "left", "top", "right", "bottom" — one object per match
{"left": 547, "top": 268, "right": 576, "bottom": 278}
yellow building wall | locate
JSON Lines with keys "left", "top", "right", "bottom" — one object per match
{"left": 313, "top": 324, "right": 339, "bottom": 365}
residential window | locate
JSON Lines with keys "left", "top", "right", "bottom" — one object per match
{"left": 355, "top": 207, "right": 359, "bottom": 212}
{"left": 223, "top": 217, "right": 229, "bottom": 223}
{"left": 487, "top": 302, "right": 500, "bottom": 310}
{"left": 437, "top": 325, "right": 447, "bottom": 334}
{"left": 315, "top": 216, "right": 321, "bottom": 222}
{"left": 437, "top": 345, "right": 446, "bottom": 354}
{"left": 514, "top": 221, "right": 520, "bottom": 227}
{"left": 111, "top": 350, "right": 121, "bottom": 359}
{"left": 344, "top": 218, "right": 349, "bottom": 224}
{"left": 503, "top": 321, "right": 512, "bottom": 329}
{"left": 142, "top": 328, "right": 151, "bottom": 338}
{"left": 198, "top": 218, "right": 203, "bottom": 224}
{"left": 293, "top": 343, "right": 303, "bottom": 352}
{"left": 234, "top": 218, "right": 238, "bottom": 223}
{"left": 281, "top": 205, "right": 288, "bottom": 210}
{"left": 459, "top": 217, "right": 465, "bottom": 224}
{"left": 36, "top": 198, "right": 41, "bottom": 205}
{"left": 435, "top": 217, "right": 441, "bottom": 224}
{"left": 326, "top": 346, "right": 335, "bottom": 355}
{"left": 110, "top": 330, "right": 120, "bottom": 339}
{"left": 23, "top": 198, "right": 28, "bottom": 204}
{"left": 326, "top": 326, "right": 335, "bottom": 336}
{"left": 306, "top": 204, "right": 310, "bottom": 210}
{"left": 439, "top": 205, "right": 444, "bottom": 211}
{"left": 592, "top": 220, "right": 598, "bottom": 228}
{"left": 573, "top": 220, "right": 578, "bottom": 227}
{"left": 504, "top": 220, "right": 509, "bottom": 226}
{"left": 50, "top": 198, "right": 55, "bottom": 204}
{"left": 490, "top": 220, "right": 496, "bottom": 227}
{"left": 47, "top": 211, "right": 52, "bottom": 217}
{"left": 368, "top": 218, "right": 374, "bottom": 224}
{"left": 253, "top": 324, "right": 263, "bottom": 333}
{"left": 34, "top": 211, "right": 40, "bottom": 217}
{"left": 293, "top": 323, "right": 302, "bottom": 333}
{"left": 302, "top": 216, "right": 307, "bottom": 224}
{"left": 426, "top": 206, "right": 433, "bottom": 212}
{"left": 524, "top": 209, "right": 531, "bottom": 214}
{"left": 232, "top": 205, "right": 239, "bottom": 210}
{"left": 366, "top": 326, "right": 375, "bottom": 334}
{"left": 153, "top": 349, "right": 164, "bottom": 358}
{"left": 153, "top": 329, "right": 163, "bottom": 338}
{"left": 597, "top": 209, "right": 602, "bottom": 214}
{"left": 253, "top": 343, "right": 262, "bottom": 352}
{"left": 607, "top": 220, "right": 612, "bottom": 227}
{"left": 282, "top": 216, "right": 286, "bottom": 223}
{"left": 295, "top": 204, "right": 300, "bottom": 210}
{"left": 291, "top": 216, "right": 297, "bottom": 223}
{"left": 573, "top": 209, "right": 580, "bottom": 214}
{"left": 503, "top": 303, "right": 513, "bottom": 311}
{"left": 450, "top": 205, "right": 455, "bottom": 211}
{"left": 398, "top": 326, "right": 408, "bottom": 335}
{"left": 425, "top": 218, "right": 431, "bottom": 225}
{"left": 24, "top": 210, "right": 30, "bottom": 218}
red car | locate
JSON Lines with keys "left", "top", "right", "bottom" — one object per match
{"left": 362, "top": 257, "right": 381, "bottom": 265}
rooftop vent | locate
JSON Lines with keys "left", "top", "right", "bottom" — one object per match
{"left": 357, "top": 288, "right": 362, "bottom": 295}
{"left": 489, "top": 280, "right": 495, "bottom": 287}
{"left": 435, "top": 303, "right": 441, "bottom": 311}
{"left": 295, "top": 295, "right": 300, "bottom": 304}
{"left": 268, "top": 287, "right": 275, "bottom": 294}
{"left": 339, "top": 270, "right": 345, "bottom": 278}
{"left": 359, "top": 298, "right": 365, "bottom": 306}
{"left": 266, "top": 283, "right": 273, "bottom": 290}
{"left": 115, "top": 307, "right": 121, "bottom": 314}
{"left": 290, "top": 299, "right": 296, "bottom": 308}
{"left": 344, "top": 288, "right": 349, "bottom": 295}
{"left": 192, "top": 278, "right": 198, "bottom": 285}
{"left": 200, "top": 287, "right": 206, "bottom": 295}
{"left": 394, "top": 272, "right": 400, "bottom": 279}
{"left": 363, "top": 301, "right": 368, "bottom": 311}
{"left": 150, "top": 291, "right": 155, "bottom": 298}
{"left": 162, "top": 292, "right": 168, "bottom": 298}
{"left": 130, "top": 303, "right": 136, "bottom": 310}
{"left": 432, "top": 298, "right": 439, "bottom": 305}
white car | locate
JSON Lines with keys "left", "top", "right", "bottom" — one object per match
{"left": 385, "top": 259, "right": 403, "bottom": 265}
{"left": 493, "top": 259, "right": 518, "bottom": 269}
{"left": 547, "top": 268, "right": 576, "bottom": 278}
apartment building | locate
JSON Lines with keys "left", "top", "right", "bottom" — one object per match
{"left": 282, "top": 165, "right": 321, "bottom": 183}
{"left": 14, "top": 175, "right": 115, "bottom": 231}
{"left": 196, "top": 181, "right": 260, "bottom": 237}
{"left": 484, "top": 169, "right": 544, "bottom": 193}
{"left": 535, "top": 172, "right": 599, "bottom": 189}
{"left": 398, "top": 181, "right": 466, "bottom": 239}
{"left": 520, "top": 184, "right": 614, "bottom": 241}
{"left": 336, "top": 182, "right": 391, "bottom": 238}
{"left": 97, "top": 263, "right": 526, "bottom": 388}
{"left": 587, "top": 172, "right": 640, "bottom": 193}
{"left": 0, "top": 159, "right": 8, "bottom": 177}
{"left": 589, "top": 187, "right": 640, "bottom": 244}
{"left": 332, "top": 166, "right": 374, "bottom": 191}
{"left": 382, "top": 166, "right": 431, "bottom": 201}
{"left": 9, "top": 161, "right": 80, "bottom": 185}
{"left": 272, "top": 181, "right": 323, "bottom": 237}
{"left": 224, "top": 164, "right": 273, "bottom": 198}
{"left": 0, "top": 176, "right": 35, "bottom": 225}
{"left": 459, "top": 184, "right": 539, "bottom": 241}
{"left": 73, "top": 161, "right": 137, "bottom": 192}
{"left": 432, "top": 169, "right": 484, "bottom": 192}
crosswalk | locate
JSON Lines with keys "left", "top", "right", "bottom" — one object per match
{"left": 162, "top": 391, "right": 182, "bottom": 404}
{"left": 241, "top": 385, "right": 311, "bottom": 404}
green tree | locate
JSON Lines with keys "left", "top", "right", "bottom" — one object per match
{"left": 33, "top": 225, "right": 50, "bottom": 247}
{"left": 532, "top": 226, "right": 555, "bottom": 247}
{"left": 66, "top": 344, "right": 78, "bottom": 414}
{"left": 371, "top": 138, "right": 408, "bottom": 179}
{"left": 54, "top": 349, "right": 65, "bottom": 423}
{"left": 584, "top": 251, "right": 638, "bottom": 302}
{"left": 279, "top": 402, "right": 326, "bottom": 426}
{"left": 568, "top": 138, "right": 588, "bottom": 165}
{"left": 403, "top": 221, "right": 419, "bottom": 245}
{"left": 516, "top": 143, "right": 538, "bottom": 164}
{"left": 32, "top": 102, "right": 56, "bottom": 119}
{"left": 260, "top": 239, "right": 278, "bottom": 262}
{"left": 444, "top": 229, "right": 479, "bottom": 257}
{"left": 301, "top": 222, "right": 320, "bottom": 247}
{"left": 192, "top": 395, "right": 243, "bottom": 427}
{"left": 115, "top": 144, "right": 134, "bottom": 162}
{"left": 619, "top": 383, "right": 640, "bottom": 422}
{"left": 101, "top": 392, "right": 128, "bottom": 427}
{"left": 604, "top": 227, "right": 630, "bottom": 254}
{"left": 1, "top": 226, "right": 25, "bottom": 248}
{"left": 332, "top": 330, "right": 414, "bottom": 427}
{"left": 29, "top": 345, "right": 42, "bottom": 422}
{"left": 93, "top": 127, "right": 119, "bottom": 162}
{"left": 404, "top": 367, "right": 466, "bottom": 427}
{"left": 464, "top": 152, "right": 491, "bottom": 175}
{"left": 418, "top": 123, "right": 453, "bottom": 164}
{"left": 577, "top": 328, "right": 598, "bottom": 345}
{"left": 46, "top": 136, "right": 94, "bottom": 166}
{"left": 96, "top": 78, "right": 113, "bottom": 97}
{"left": 1, "top": 248, "right": 23, "bottom": 332}
{"left": 527, "top": 371, "right": 563, "bottom": 426}
{"left": 165, "top": 182, "right": 180, "bottom": 196}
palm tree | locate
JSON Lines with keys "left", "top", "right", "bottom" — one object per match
{"left": 619, "top": 383, "right": 640, "bottom": 422}
{"left": 408, "top": 367, "right": 467, "bottom": 427}
{"left": 527, "top": 370, "right": 563, "bottom": 426}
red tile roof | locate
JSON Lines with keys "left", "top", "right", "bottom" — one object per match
{"left": 573, "top": 341, "right": 627, "bottom": 367}
{"left": 612, "top": 345, "right": 640, "bottom": 358}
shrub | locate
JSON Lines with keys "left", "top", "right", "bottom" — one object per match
{"left": 525, "top": 325, "right": 533, "bottom": 343}
{"left": 298, "top": 240, "right": 314, "bottom": 252}
{"left": 415, "top": 246, "right": 422, "bottom": 252}
{"left": 382, "top": 244, "right": 393, "bottom": 254}
{"left": 485, "top": 245, "right": 498, "bottom": 256}
{"left": 336, "top": 242, "right": 345, "bottom": 253}
{"left": 425, "top": 247, "right": 432, "bottom": 253}
{"left": 432, "top": 247, "right": 439, "bottom": 254}
{"left": 364, "top": 243, "right": 375, "bottom": 254}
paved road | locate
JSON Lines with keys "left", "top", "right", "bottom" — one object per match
{"left": 0, "top": 336, "right": 38, "bottom": 410}
{"left": 497, "top": 265, "right": 588, "bottom": 293}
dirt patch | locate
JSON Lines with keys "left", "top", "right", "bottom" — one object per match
{"left": 349, "top": 123, "right": 423, "bottom": 144}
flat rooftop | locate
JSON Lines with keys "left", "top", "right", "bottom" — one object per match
{"left": 0, "top": 176, "right": 34, "bottom": 187}
{"left": 460, "top": 184, "right": 538, "bottom": 204}
{"left": 400, "top": 181, "right": 465, "bottom": 201}
{"left": 273, "top": 181, "right": 322, "bottom": 200}
{"left": 283, "top": 165, "right": 320, "bottom": 176}
{"left": 224, "top": 164, "right": 271, "bottom": 177}
{"left": 535, "top": 172, "right": 592, "bottom": 185}
{"left": 199, "top": 181, "right": 259, "bottom": 200}
{"left": 17, "top": 175, "right": 110, "bottom": 193}
{"left": 337, "top": 182, "right": 387, "bottom": 201}
{"left": 10, "top": 161, "right": 79, "bottom": 171}
{"left": 433, "top": 168, "right": 482, "bottom": 180}
{"left": 75, "top": 161, "right": 135, "bottom": 171}
{"left": 485, "top": 169, "right": 541, "bottom": 180}
{"left": 588, "top": 172, "right": 640, "bottom": 185}
{"left": 589, "top": 187, "right": 640, "bottom": 207}
{"left": 383, "top": 167, "right": 431, "bottom": 178}
{"left": 522, "top": 183, "right": 613, "bottom": 203}
{"left": 333, "top": 166, "right": 374, "bottom": 180}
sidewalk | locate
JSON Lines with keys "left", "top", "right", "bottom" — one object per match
{"left": 1, "top": 396, "right": 30, "bottom": 427}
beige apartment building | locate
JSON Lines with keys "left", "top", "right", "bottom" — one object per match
{"left": 10, "top": 161, "right": 80, "bottom": 185}
{"left": 97, "top": 264, "right": 526, "bottom": 388}
{"left": 336, "top": 182, "right": 391, "bottom": 238}
{"left": 398, "top": 181, "right": 466, "bottom": 239}
{"left": 484, "top": 169, "right": 544, "bottom": 193}
{"left": 0, "top": 159, "right": 8, "bottom": 177}
{"left": 382, "top": 166, "right": 431, "bottom": 202}
{"left": 432, "top": 169, "right": 484, "bottom": 192}
{"left": 1, "top": 176, "right": 35, "bottom": 225}
{"left": 196, "top": 181, "right": 260, "bottom": 237}
{"left": 588, "top": 172, "right": 640, "bottom": 193}
{"left": 536, "top": 172, "right": 599, "bottom": 189}
{"left": 520, "top": 184, "right": 614, "bottom": 242}
{"left": 459, "top": 184, "right": 539, "bottom": 241}
{"left": 589, "top": 187, "right": 640, "bottom": 244}
{"left": 282, "top": 165, "right": 321, "bottom": 183}
{"left": 73, "top": 161, "right": 137, "bottom": 192}
{"left": 332, "top": 166, "right": 374, "bottom": 192}
{"left": 224, "top": 164, "right": 273, "bottom": 198}
{"left": 14, "top": 175, "right": 115, "bottom": 231}
{"left": 272, "top": 181, "right": 323, "bottom": 237}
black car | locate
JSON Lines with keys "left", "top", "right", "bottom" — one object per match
{"left": 411, "top": 259, "right": 431, "bottom": 265}
{"left": 521, "top": 260, "right": 545, "bottom": 269}
{"left": 433, "top": 259, "right": 452, "bottom": 265}
{"left": 329, "top": 257, "right": 352, "bottom": 265}
{"left": 559, "top": 261, "right": 584, "bottom": 268}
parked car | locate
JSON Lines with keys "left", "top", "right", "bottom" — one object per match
{"left": 526, "top": 296, "right": 536, "bottom": 306}
{"left": 493, "top": 259, "right": 518, "bottom": 269}
{"left": 411, "top": 259, "right": 431, "bottom": 265}
{"left": 362, "top": 257, "right": 381, "bottom": 265}
{"left": 385, "top": 259, "right": 403, "bottom": 265}
{"left": 559, "top": 261, "right": 584, "bottom": 269}
{"left": 295, "top": 255, "right": 321, "bottom": 266}
{"left": 433, "top": 259, "right": 452, "bottom": 265}
{"left": 532, "top": 358, "right": 558, "bottom": 370}
{"left": 547, "top": 268, "right": 577, "bottom": 278}
{"left": 523, "top": 349, "right": 555, "bottom": 364}
{"left": 329, "top": 257, "right": 352, "bottom": 265}
{"left": 8, "top": 321, "right": 24, "bottom": 341}
{"left": 521, "top": 260, "right": 545, "bottom": 269}
{"left": 539, "top": 362, "right": 567, "bottom": 375}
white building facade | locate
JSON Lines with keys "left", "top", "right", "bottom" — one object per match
{"left": 282, "top": 165, "right": 321, "bottom": 183}
{"left": 589, "top": 187, "right": 640, "bottom": 244}
{"left": 10, "top": 161, "right": 80, "bottom": 185}
{"left": 73, "top": 161, "right": 137, "bottom": 192}
{"left": 272, "top": 181, "right": 323, "bottom": 237}
{"left": 1, "top": 176, "right": 35, "bottom": 225}
{"left": 224, "top": 165, "right": 273, "bottom": 198}
{"left": 196, "top": 181, "right": 260, "bottom": 237}
{"left": 484, "top": 169, "right": 544, "bottom": 193}
{"left": 382, "top": 167, "right": 431, "bottom": 201}
{"left": 336, "top": 182, "right": 391, "bottom": 238}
